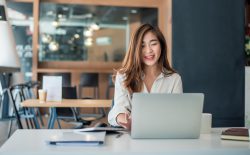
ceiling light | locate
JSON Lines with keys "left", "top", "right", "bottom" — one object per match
{"left": 84, "top": 40, "right": 93, "bottom": 47}
{"left": 83, "top": 29, "right": 93, "bottom": 37}
{"left": 56, "top": 28, "right": 66, "bottom": 35}
{"left": 86, "top": 37, "right": 93, "bottom": 42}
{"left": 49, "top": 41, "right": 59, "bottom": 52}
{"left": 46, "top": 11, "right": 54, "bottom": 16}
{"left": 90, "top": 23, "right": 100, "bottom": 31}
{"left": 84, "top": 37, "right": 93, "bottom": 47}
{"left": 71, "top": 13, "right": 93, "bottom": 19}
{"left": 74, "top": 34, "right": 80, "bottom": 39}
{"left": 62, "top": 7, "right": 69, "bottom": 11}
{"left": 122, "top": 16, "right": 128, "bottom": 21}
{"left": 41, "top": 34, "right": 52, "bottom": 43}
{"left": 52, "top": 21, "right": 59, "bottom": 27}
{"left": 58, "top": 14, "right": 63, "bottom": 18}
{"left": 131, "top": 9, "right": 137, "bottom": 14}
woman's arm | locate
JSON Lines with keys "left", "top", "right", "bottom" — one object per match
{"left": 108, "top": 73, "right": 131, "bottom": 127}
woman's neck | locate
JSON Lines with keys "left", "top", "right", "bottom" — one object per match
{"left": 143, "top": 65, "right": 161, "bottom": 93}
{"left": 144, "top": 65, "right": 161, "bottom": 78}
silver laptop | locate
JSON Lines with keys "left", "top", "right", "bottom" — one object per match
{"left": 131, "top": 93, "right": 204, "bottom": 139}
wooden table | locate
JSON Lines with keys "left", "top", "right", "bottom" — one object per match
{"left": 21, "top": 99, "right": 112, "bottom": 129}
{"left": 21, "top": 99, "right": 112, "bottom": 108}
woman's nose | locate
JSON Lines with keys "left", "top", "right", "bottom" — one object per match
{"left": 144, "top": 44, "right": 152, "bottom": 53}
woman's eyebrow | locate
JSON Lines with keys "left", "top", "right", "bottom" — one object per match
{"left": 150, "top": 39, "right": 158, "bottom": 42}
{"left": 142, "top": 39, "right": 158, "bottom": 44}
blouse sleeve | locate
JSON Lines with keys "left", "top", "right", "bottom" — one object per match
{"left": 108, "top": 73, "right": 131, "bottom": 127}
{"left": 172, "top": 74, "right": 183, "bottom": 93}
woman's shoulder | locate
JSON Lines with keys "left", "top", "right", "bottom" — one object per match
{"left": 172, "top": 72, "right": 181, "bottom": 79}
{"left": 164, "top": 72, "right": 181, "bottom": 80}
{"left": 116, "top": 72, "right": 126, "bottom": 79}
{"left": 115, "top": 72, "right": 126, "bottom": 82}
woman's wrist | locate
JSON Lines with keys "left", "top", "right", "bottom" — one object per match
{"left": 116, "top": 113, "right": 131, "bottom": 130}
{"left": 116, "top": 113, "right": 125, "bottom": 126}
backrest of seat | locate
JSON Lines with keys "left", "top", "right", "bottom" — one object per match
{"left": 79, "top": 73, "right": 99, "bottom": 99}
{"left": 106, "top": 74, "right": 114, "bottom": 99}
{"left": 62, "top": 86, "right": 77, "bottom": 99}
{"left": 79, "top": 73, "right": 98, "bottom": 87}
{"left": 25, "top": 81, "right": 40, "bottom": 99}
{"left": 56, "top": 86, "right": 77, "bottom": 116}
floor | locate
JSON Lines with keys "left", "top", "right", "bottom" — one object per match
{"left": 0, "top": 114, "right": 108, "bottom": 147}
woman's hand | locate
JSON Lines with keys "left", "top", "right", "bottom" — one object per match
{"left": 116, "top": 113, "right": 131, "bottom": 130}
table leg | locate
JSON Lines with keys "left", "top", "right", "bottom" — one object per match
{"left": 48, "top": 108, "right": 56, "bottom": 129}
{"left": 30, "top": 107, "right": 40, "bottom": 129}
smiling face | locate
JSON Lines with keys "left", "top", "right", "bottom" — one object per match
{"left": 141, "top": 31, "right": 161, "bottom": 69}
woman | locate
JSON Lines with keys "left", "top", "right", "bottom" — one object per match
{"left": 108, "top": 24, "right": 183, "bottom": 129}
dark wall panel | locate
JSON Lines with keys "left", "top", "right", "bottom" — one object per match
{"left": 172, "top": 0, "right": 245, "bottom": 127}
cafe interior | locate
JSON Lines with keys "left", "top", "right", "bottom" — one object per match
{"left": 0, "top": 0, "right": 249, "bottom": 150}
{"left": 0, "top": 0, "right": 171, "bottom": 145}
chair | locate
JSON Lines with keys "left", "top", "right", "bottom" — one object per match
{"left": 106, "top": 74, "right": 114, "bottom": 99}
{"left": 55, "top": 86, "right": 90, "bottom": 129}
{"left": 24, "top": 81, "right": 45, "bottom": 127}
{"left": 0, "top": 88, "right": 19, "bottom": 138}
{"left": 79, "top": 73, "right": 99, "bottom": 99}
{"left": 25, "top": 81, "right": 40, "bottom": 99}
{"left": 0, "top": 83, "right": 41, "bottom": 138}
{"left": 77, "top": 73, "right": 105, "bottom": 120}
{"left": 8, "top": 84, "right": 40, "bottom": 129}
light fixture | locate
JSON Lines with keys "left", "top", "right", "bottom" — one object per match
{"left": 41, "top": 34, "right": 52, "bottom": 43}
{"left": 74, "top": 33, "right": 80, "bottom": 39}
{"left": 52, "top": 20, "right": 59, "bottom": 27}
{"left": 84, "top": 41, "right": 92, "bottom": 47}
{"left": 131, "top": 9, "right": 137, "bottom": 14}
{"left": 122, "top": 16, "right": 128, "bottom": 21}
{"left": 90, "top": 23, "right": 100, "bottom": 31}
{"left": 86, "top": 37, "right": 93, "bottom": 42}
{"left": 84, "top": 37, "right": 93, "bottom": 47}
{"left": 0, "top": 0, "right": 20, "bottom": 72}
{"left": 49, "top": 41, "right": 59, "bottom": 52}
{"left": 57, "top": 14, "right": 63, "bottom": 19}
{"left": 83, "top": 29, "right": 93, "bottom": 37}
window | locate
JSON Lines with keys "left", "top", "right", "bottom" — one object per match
{"left": 38, "top": 3, "right": 158, "bottom": 62}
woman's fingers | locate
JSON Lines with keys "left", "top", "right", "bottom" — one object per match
{"left": 117, "top": 112, "right": 131, "bottom": 130}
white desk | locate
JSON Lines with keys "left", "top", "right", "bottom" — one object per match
{"left": 0, "top": 128, "right": 249, "bottom": 155}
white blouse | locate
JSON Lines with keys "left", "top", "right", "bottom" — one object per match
{"left": 108, "top": 72, "right": 183, "bottom": 127}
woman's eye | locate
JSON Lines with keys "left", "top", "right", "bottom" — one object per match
{"left": 151, "top": 42, "right": 157, "bottom": 46}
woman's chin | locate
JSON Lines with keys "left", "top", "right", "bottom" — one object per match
{"left": 143, "top": 61, "right": 158, "bottom": 67}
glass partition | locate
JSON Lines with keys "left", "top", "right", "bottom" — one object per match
{"left": 39, "top": 3, "right": 157, "bottom": 62}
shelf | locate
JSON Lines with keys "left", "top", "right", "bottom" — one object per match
{"left": 37, "top": 61, "right": 122, "bottom": 73}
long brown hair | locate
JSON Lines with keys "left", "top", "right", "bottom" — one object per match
{"left": 115, "top": 23, "right": 175, "bottom": 93}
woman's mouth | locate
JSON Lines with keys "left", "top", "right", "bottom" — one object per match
{"left": 144, "top": 55, "right": 155, "bottom": 60}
